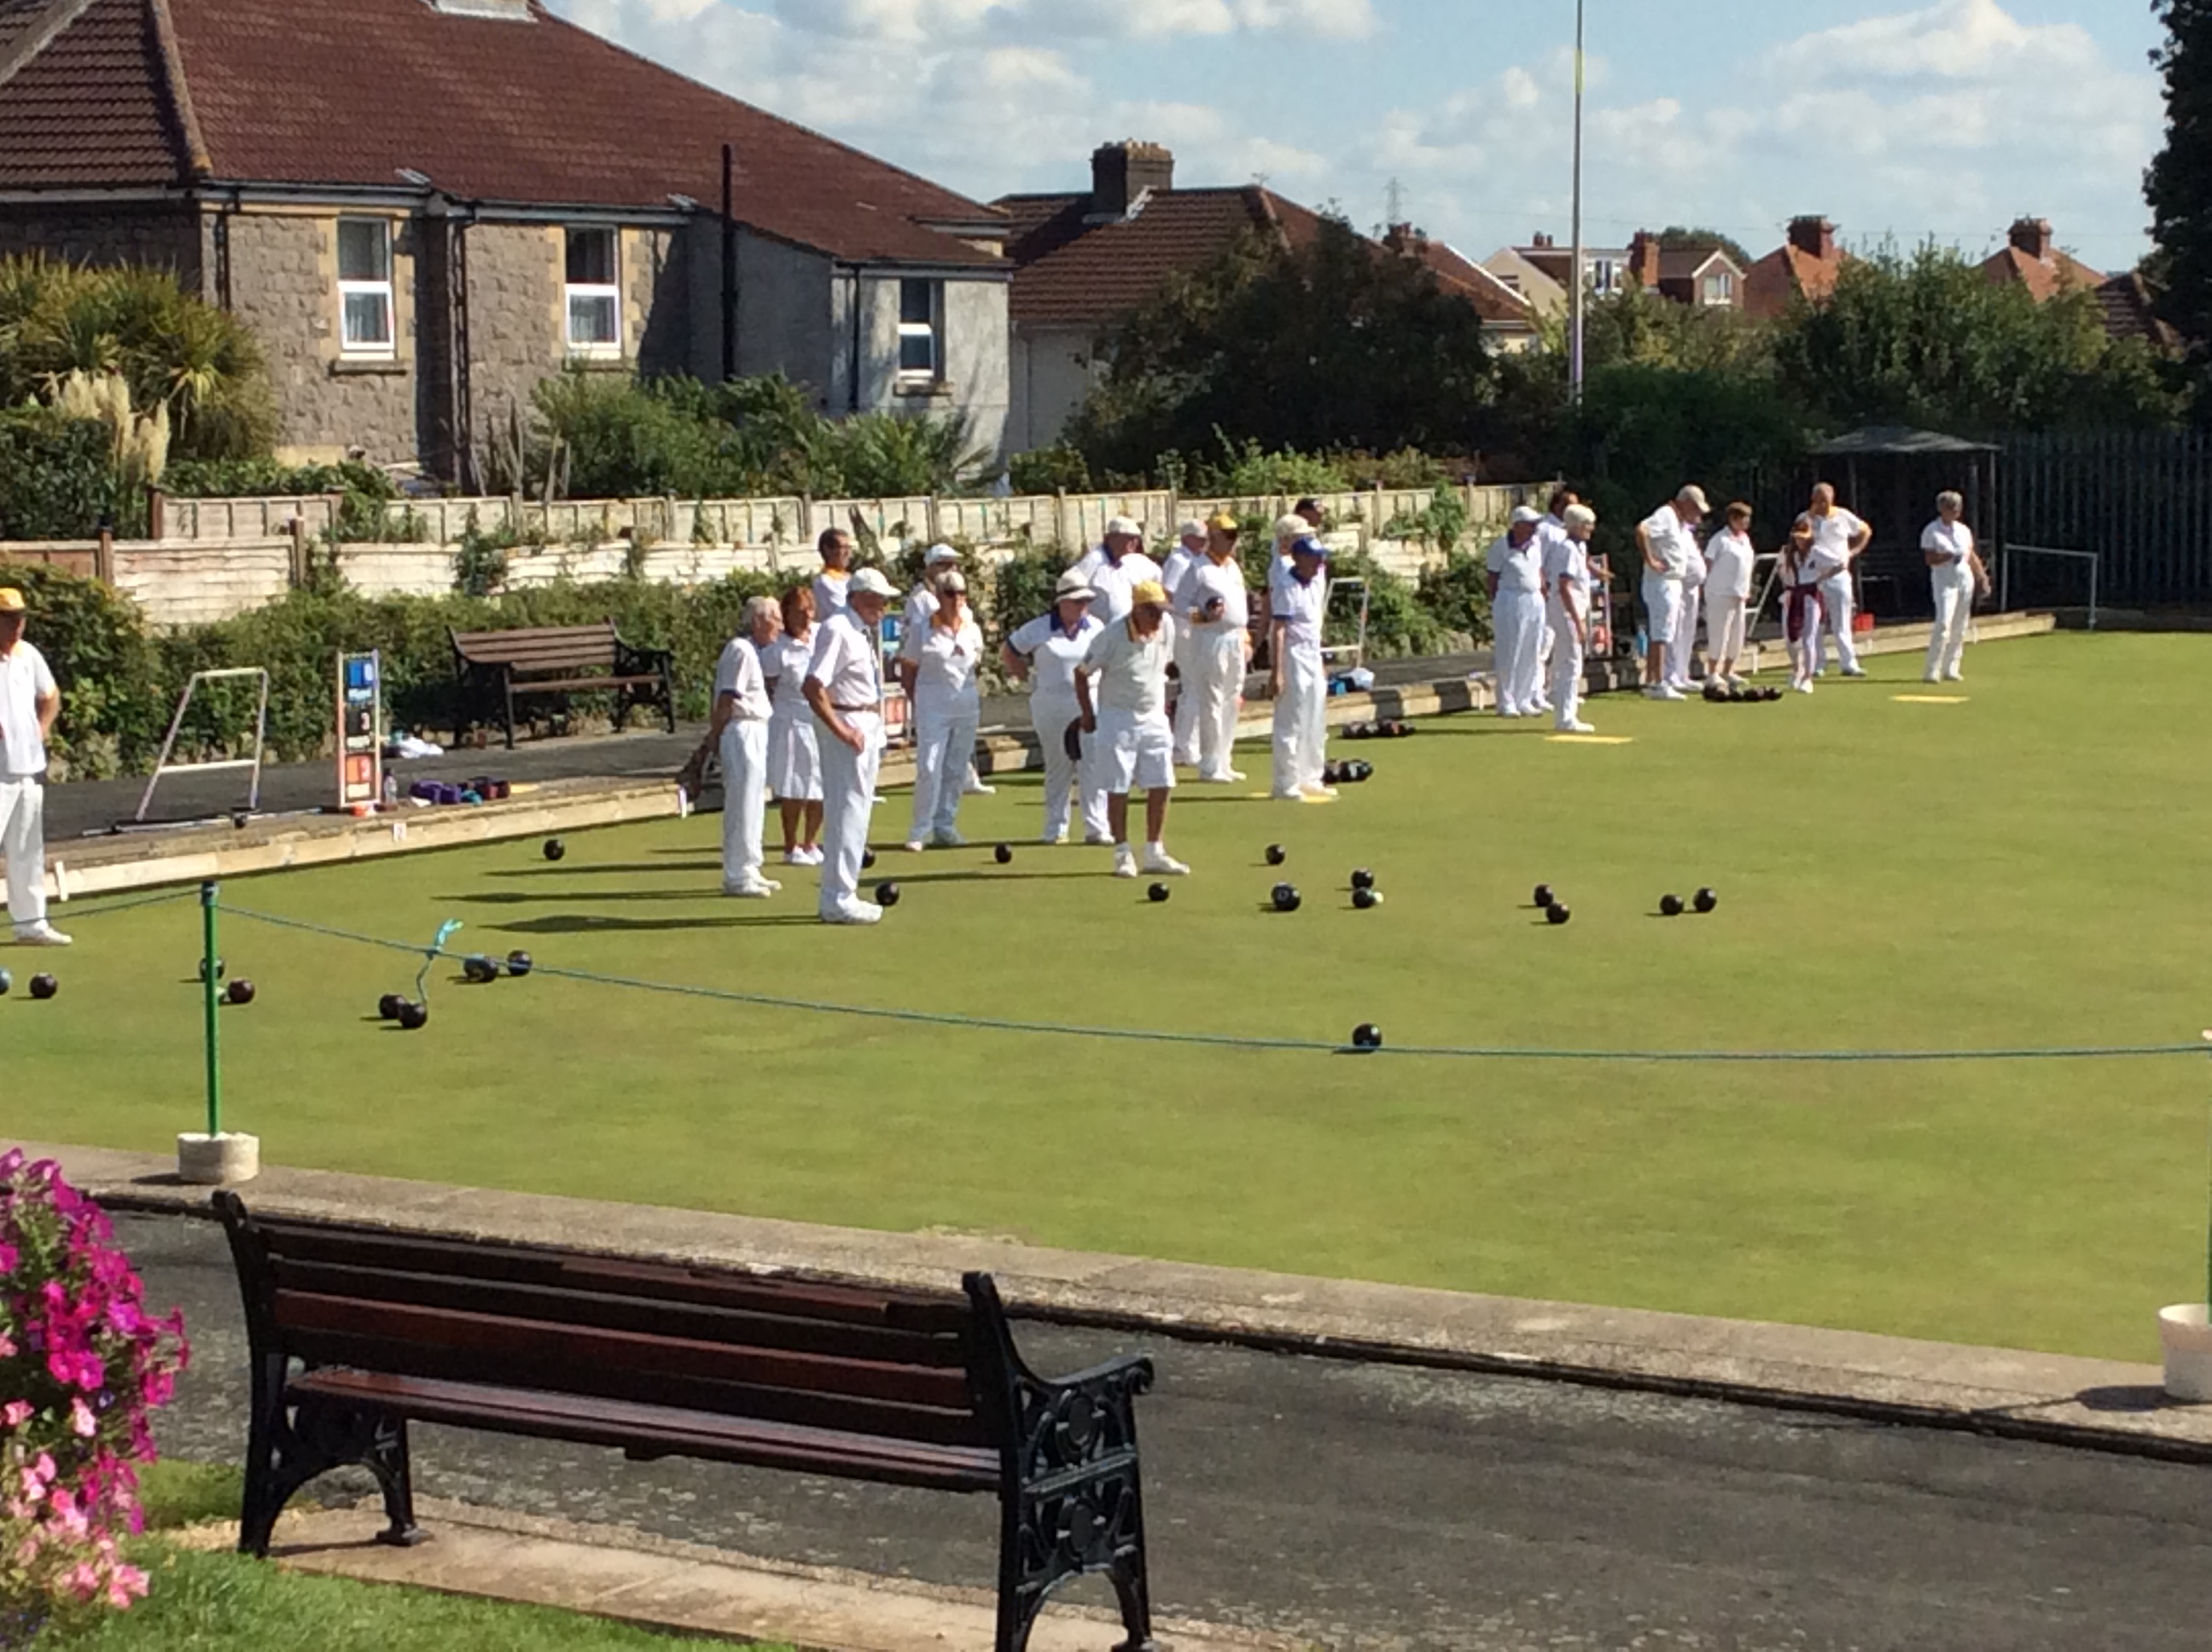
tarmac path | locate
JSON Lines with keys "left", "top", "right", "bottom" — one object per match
{"left": 121, "top": 1211, "right": 2206, "bottom": 1651}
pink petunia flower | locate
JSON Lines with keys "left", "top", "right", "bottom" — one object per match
{"left": 70, "top": 1398, "right": 96, "bottom": 1438}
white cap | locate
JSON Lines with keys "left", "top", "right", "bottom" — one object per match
{"left": 1178, "top": 519, "right": 1206, "bottom": 540}
{"left": 1054, "top": 567, "right": 1096, "bottom": 602}
{"left": 1104, "top": 515, "right": 1143, "bottom": 538}
{"left": 1273, "top": 513, "right": 1308, "bottom": 541}
{"left": 1678, "top": 485, "right": 1711, "bottom": 515}
{"left": 923, "top": 543, "right": 960, "bottom": 567}
{"left": 847, "top": 567, "right": 897, "bottom": 599}
{"left": 1510, "top": 505, "right": 1543, "bottom": 526}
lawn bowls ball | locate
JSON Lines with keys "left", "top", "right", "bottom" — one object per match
{"left": 197, "top": 957, "right": 225, "bottom": 982}
{"left": 1352, "top": 1023, "right": 1383, "bottom": 1050}
{"left": 1546, "top": 902, "right": 1571, "bottom": 925}
{"left": 1533, "top": 883, "right": 1554, "bottom": 908}
{"left": 543, "top": 838, "right": 566, "bottom": 862}
{"left": 396, "top": 1000, "right": 429, "bottom": 1031}
{"left": 1271, "top": 882, "right": 1302, "bottom": 913}
{"left": 379, "top": 992, "right": 405, "bottom": 1021}
{"left": 1661, "top": 893, "right": 1685, "bottom": 917}
{"left": 28, "top": 974, "right": 57, "bottom": 1001}
{"left": 506, "top": 950, "right": 534, "bottom": 978}
{"left": 1353, "top": 887, "right": 1382, "bottom": 910}
{"left": 1694, "top": 887, "right": 1719, "bottom": 914}
{"left": 1350, "top": 868, "right": 1376, "bottom": 891}
{"left": 1266, "top": 843, "right": 1287, "bottom": 866}
{"left": 1148, "top": 883, "right": 1172, "bottom": 904}
{"left": 995, "top": 842, "right": 1014, "bottom": 864}
{"left": 876, "top": 881, "right": 901, "bottom": 908}
{"left": 225, "top": 979, "right": 256, "bottom": 1006}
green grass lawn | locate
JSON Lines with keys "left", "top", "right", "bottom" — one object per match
{"left": 13, "top": 632, "right": 2212, "bottom": 1360}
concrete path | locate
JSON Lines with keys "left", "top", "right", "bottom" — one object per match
{"left": 121, "top": 1209, "right": 2212, "bottom": 1651}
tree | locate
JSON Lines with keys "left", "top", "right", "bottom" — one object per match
{"left": 1653, "top": 226, "right": 1755, "bottom": 271}
{"left": 1065, "top": 218, "right": 1502, "bottom": 480}
{"left": 2148, "top": 0, "right": 2212, "bottom": 408}
{"left": 1770, "top": 241, "right": 2179, "bottom": 436}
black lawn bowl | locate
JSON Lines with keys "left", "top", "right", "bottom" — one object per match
{"left": 994, "top": 842, "right": 1014, "bottom": 865}
{"left": 1352, "top": 886, "right": 1382, "bottom": 910}
{"left": 224, "top": 979, "right": 256, "bottom": 1006}
{"left": 1346, "top": 722, "right": 1371, "bottom": 741}
{"left": 1266, "top": 843, "right": 1287, "bottom": 866}
{"left": 463, "top": 955, "right": 500, "bottom": 984}
{"left": 28, "top": 974, "right": 57, "bottom": 1001}
{"left": 0, "top": 970, "right": 10, "bottom": 997}
{"left": 1694, "top": 887, "right": 1718, "bottom": 914}
{"left": 1271, "top": 882, "right": 1302, "bottom": 914}
{"left": 1148, "top": 882, "right": 1172, "bottom": 904}
{"left": 1533, "top": 882, "right": 1554, "bottom": 908}
{"left": 1351, "top": 1023, "right": 1383, "bottom": 1051}
{"left": 395, "top": 1000, "right": 429, "bottom": 1031}
{"left": 506, "top": 950, "right": 534, "bottom": 978}
{"left": 378, "top": 992, "right": 405, "bottom": 1021}
{"left": 1322, "top": 760, "right": 1343, "bottom": 786}
{"left": 1545, "top": 902, "right": 1572, "bottom": 926}
{"left": 197, "top": 957, "right": 225, "bottom": 983}
{"left": 1762, "top": 686, "right": 1784, "bottom": 702}
{"left": 1703, "top": 683, "right": 1728, "bottom": 703}
{"left": 875, "top": 881, "right": 902, "bottom": 908}
{"left": 862, "top": 849, "right": 878, "bottom": 870}
{"left": 1726, "top": 683, "right": 1749, "bottom": 702}
{"left": 1661, "top": 893, "right": 1685, "bottom": 917}
{"left": 542, "top": 838, "right": 567, "bottom": 862}
{"left": 1350, "top": 868, "right": 1376, "bottom": 892}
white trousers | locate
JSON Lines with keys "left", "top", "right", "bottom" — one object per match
{"left": 1545, "top": 601, "right": 1586, "bottom": 730}
{"left": 1669, "top": 586, "right": 1703, "bottom": 686}
{"left": 1, "top": 776, "right": 47, "bottom": 932}
{"left": 1169, "top": 634, "right": 1200, "bottom": 766}
{"left": 1706, "top": 596, "right": 1747, "bottom": 669}
{"left": 1817, "top": 572, "right": 1860, "bottom": 672}
{"left": 718, "top": 720, "right": 769, "bottom": 888}
{"left": 1272, "top": 646, "right": 1328, "bottom": 794}
{"left": 1189, "top": 627, "right": 1246, "bottom": 781}
{"left": 908, "top": 695, "right": 979, "bottom": 844}
{"left": 1030, "top": 693, "right": 1083, "bottom": 842}
{"left": 1928, "top": 575, "right": 1974, "bottom": 678}
{"left": 1493, "top": 590, "right": 1545, "bottom": 714}
{"left": 818, "top": 711, "right": 884, "bottom": 917}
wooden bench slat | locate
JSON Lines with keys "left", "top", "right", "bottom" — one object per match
{"left": 274, "top": 1289, "right": 977, "bottom": 1411}
{"left": 292, "top": 1370, "right": 1000, "bottom": 1493}
{"left": 454, "top": 623, "right": 619, "bottom": 643}
{"left": 271, "top": 1258, "right": 971, "bottom": 1368}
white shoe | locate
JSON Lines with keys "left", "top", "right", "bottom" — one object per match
{"left": 803, "top": 846, "right": 826, "bottom": 866}
{"left": 1043, "top": 829, "right": 1068, "bottom": 845}
{"left": 963, "top": 778, "right": 996, "bottom": 795}
{"left": 1842, "top": 666, "right": 1867, "bottom": 678}
{"left": 1269, "top": 788, "right": 1304, "bottom": 801}
{"left": 903, "top": 839, "right": 927, "bottom": 854}
{"left": 1112, "top": 846, "right": 1138, "bottom": 879}
{"left": 1225, "top": 768, "right": 1247, "bottom": 782}
{"left": 782, "top": 849, "right": 810, "bottom": 866}
{"left": 822, "top": 900, "right": 883, "bottom": 925}
{"left": 1141, "top": 846, "right": 1190, "bottom": 876}
{"left": 1083, "top": 831, "right": 1114, "bottom": 846}
{"left": 1791, "top": 680, "right": 1814, "bottom": 695}
{"left": 1556, "top": 719, "right": 1597, "bottom": 734}
{"left": 931, "top": 829, "right": 968, "bottom": 848}
{"left": 723, "top": 878, "right": 777, "bottom": 899}
{"left": 1531, "top": 700, "right": 1553, "bottom": 714}
{"left": 1645, "top": 685, "right": 1685, "bottom": 701}
{"left": 1943, "top": 670, "right": 1963, "bottom": 682}
{"left": 1301, "top": 783, "right": 1339, "bottom": 800}
{"left": 1923, "top": 672, "right": 1941, "bottom": 684}
{"left": 13, "top": 922, "right": 71, "bottom": 946}
{"left": 1498, "top": 707, "right": 1522, "bottom": 719}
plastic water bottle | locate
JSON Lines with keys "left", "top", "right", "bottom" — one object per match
{"left": 381, "top": 771, "right": 399, "bottom": 807}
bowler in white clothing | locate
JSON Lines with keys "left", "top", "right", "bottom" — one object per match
{"left": 710, "top": 597, "right": 780, "bottom": 899}
{"left": 1069, "top": 516, "right": 1163, "bottom": 628}
{"left": 1542, "top": 505, "right": 1600, "bottom": 733}
{"left": 902, "top": 572, "right": 984, "bottom": 852}
{"left": 1702, "top": 503, "right": 1756, "bottom": 688}
{"left": 803, "top": 568, "right": 897, "bottom": 925}
{"left": 1075, "top": 579, "right": 1189, "bottom": 881}
{"left": 763, "top": 585, "right": 824, "bottom": 867}
{"left": 1636, "top": 486, "right": 1708, "bottom": 701}
{"left": 1804, "top": 483, "right": 1871, "bottom": 677}
{"left": 1485, "top": 507, "right": 1546, "bottom": 717}
{"left": 1921, "top": 492, "right": 1991, "bottom": 682}
{"left": 1270, "top": 535, "right": 1332, "bottom": 798}
{"left": 1001, "top": 570, "right": 1106, "bottom": 844}
{"left": 1182, "top": 514, "right": 1252, "bottom": 782}
{"left": 0, "top": 586, "right": 67, "bottom": 945}
{"left": 1162, "top": 519, "right": 1207, "bottom": 766}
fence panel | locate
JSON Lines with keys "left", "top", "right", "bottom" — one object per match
{"left": 2002, "top": 429, "right": 2212, "bottom": 607}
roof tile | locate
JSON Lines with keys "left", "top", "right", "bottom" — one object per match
{"left": 0, "top": 0, "right": 183, "bottom": 189}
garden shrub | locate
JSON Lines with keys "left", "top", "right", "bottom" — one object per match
{"left": 0, "top": 413, "right": 121, "bottom": 541}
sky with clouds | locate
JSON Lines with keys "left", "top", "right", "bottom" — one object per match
{"left": 551, "top": 0, "right": 2164, "bottom": 275}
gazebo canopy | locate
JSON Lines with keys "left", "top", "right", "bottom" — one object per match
{"left": 1812, "top": 426, "right": 2000, "bottom": 457}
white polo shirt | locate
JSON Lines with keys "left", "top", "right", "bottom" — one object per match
{"left": 713, "top": 636, "right": 771, "bottom": 722}
{"left": 812, "top": 569, "right": 851, "bottom": 620}
{"left": 1007, "top": 609, "right": 1103, "bottom": 703}
{"left": 1185, "top": 559, "right": 1249, "bottom": 631}
{"left": 1161, "top": 544, "right": 1202, "bottom": 610}
{"left": 911, "top": 613, "right": 984, "bottom": 707}
{"left": 1485, "top": 532, "right": 1544, "bottom": 596}
{"left": 897, "top": 583, "right": 940, "bottom": 663}
{"left": 1703, "top": 526, "right": 1754, "bottom": 602}
{"left": 1542, "top": 534, "right": 1592, "bottom": 613}
{"left": 1072, "top": 546, "right": 1163, "bottom": 627}
{"left": 0, "top": 639, "right": 56, "bottom": 779}
{"left": 1082, "top": 620, "right": 1173, "bottom": 720}
{"left": 1639, "top": 506, "right": 1697, "bottom": 580}
{"left": 1272, "top": 565, "right": 1328, "bottom": 655}
{"left": 805, "top": 608, "right": 881, "bottom": 711}
{"left": 763, "top": 632, "right": 815, "bottom": 713}
{"left": 1923, "top": 518, "right": 1976, "bottom": 585}
{"left": 1808, "top": 507, "right": 1867, "bottom": 577}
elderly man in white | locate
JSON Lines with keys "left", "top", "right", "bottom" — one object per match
{"left": 1183, "top": 513, "right": 1251, "bottom": 782}
{"left": 1075, "top": 579, "right": 1190, "bottom": 880}
{"left": 710, "top": 596, "right": 782, "bottom": 899}
{"left": 902, "top": 572, "right": 985, "bottom": 852}
{"left": 0, "top": 587, "right": 68, "bottom": 946}
{"left": 1270, "top": 534, "right": 1334, "bottom": 799}
{"left": 1805, "top": 482, "right": 1872, "bottom": 678}
{"left": 1071, "top": 515, "right": 1163, "bottom": 628}
{"left": 1922, "top": 491, "right": 1991, "bottom": 682}
{"left": 1543, "top": 505, "right": 1600, "bottom": 735}
{"left": 1485, "top": 506, "right": 1546, "bottom": 717}
{"left": 1001, "top": 569, "right": 1105, "bottom": 844}
{"left": 1635, "top": 486, "right": 1708, "bottom": 701}
{"left": 1162, "top": 518, "right": 1208, "bottom": 767}
{"left": 804, "top": 567, "right": 899, "bottom": 926}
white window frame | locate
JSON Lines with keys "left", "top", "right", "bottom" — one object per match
{"left": 1587, "top": 257, "right": 1616, "bottom": 297}
{"left": 896, "top": 277, "right": 944, "bottom": 385}
{"left": 336, "top": 218, "right": 396, "bottom": 358}
{"left": 1702, "top": 269, "right": 1736, "bottom": 306}
{"left": 564, "top": 227, "right": 623, "bottom": 359}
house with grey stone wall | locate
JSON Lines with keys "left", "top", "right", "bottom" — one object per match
{"left": 0, "top": 0, "right": 1010, "bottom": 480}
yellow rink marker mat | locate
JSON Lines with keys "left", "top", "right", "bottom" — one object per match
{"left": 1892, "top": 695, "right": 1970, "bottom": 705}
{"left": 1545, "top": 734, "right": 1635, "bottom": 745}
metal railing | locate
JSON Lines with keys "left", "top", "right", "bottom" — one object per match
{"left": 2000, "top": 545, "right": 2101, "bottom": 631}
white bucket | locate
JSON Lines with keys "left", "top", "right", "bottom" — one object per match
{"left": 2158, "top": 1304, "right": 2212, "bottom": 1401}
{"left": 177, "top": 1131, "right": 260, "bottom": 1186}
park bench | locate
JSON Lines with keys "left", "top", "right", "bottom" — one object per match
{"left": 449, "top": 620, "right": 675, "bottom": 749}
{"left": 212, "top": 1193, "right": 1158, "bottom": 1652}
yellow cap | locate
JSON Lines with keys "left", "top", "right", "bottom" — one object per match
{"left": 1206, "top": 511, "right": 1242, "bottom": 532}
{"left": 0, "top": 588, "right": 24, "bottom": 613}
{"left": 1129, "top": 579, "right": 1168, "bottom": 609}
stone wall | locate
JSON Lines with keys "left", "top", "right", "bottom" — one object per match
{"left": 463, "top": 223, "right": 565, "bottom": 441}
{"left": 0, "top": 204, "right": 203, "bottom": 285}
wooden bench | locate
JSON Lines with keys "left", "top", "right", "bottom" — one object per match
{"left": 213, "top": 1194, "right": 1158, "bottom": 1652}
{"left": 449, "top": 620, "right": 675, "bottom": 749}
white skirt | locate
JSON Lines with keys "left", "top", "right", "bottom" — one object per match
{"left": 767, "top": 707, "right": 823, "bottom": 801}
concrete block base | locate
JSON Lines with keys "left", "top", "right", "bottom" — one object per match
{"left": 177, "top": 1131, "right": 260, "bottom": 1186}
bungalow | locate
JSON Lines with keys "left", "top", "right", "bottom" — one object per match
{"left": 0, "top": 0, "right": 1013, "bottom": 480}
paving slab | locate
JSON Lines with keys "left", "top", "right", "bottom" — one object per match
{"left": 30, "top": 1137, "right": 2206, "bottom": 1463}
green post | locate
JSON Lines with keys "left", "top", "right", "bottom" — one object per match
{"left": 201, "top": 881, "right": 222, "bottom": 1139}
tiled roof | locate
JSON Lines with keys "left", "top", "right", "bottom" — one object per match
{"left": 0, "top": 0, "right": 1004, "bottom": 268}
{"left": 1743, "top": 242, "right": 1845, "bottom": 319}
{"left": 1657, "top": 246, "right": 1735, "bottom": 282}
{"left": 996, "top": 185, "right": 1331, "bottom": 325}
{"left": 0, "top": 0, "right": 187, "bottom": 189}
{"left": 1980, "top": 243, "right": 2105, "bottom": 301}
{"left": 1392, "top": 232, "right": 1539, "bottom": 328}
{"left": 2096, "top": 272, "right": 2181, "bottom": 351}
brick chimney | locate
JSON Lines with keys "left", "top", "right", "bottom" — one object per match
{"left": 1628, "top": 230, "right": 1662, "bottom": 291}
{"left": 1531, "top": 231, "right": 1555, "bottom": 249}
{"left": 1091, "top": 142, "right": 1174, "bottom": 217}
{"left": 1383, "top": 222, "right": 1428, "bottom": 257}
{"left": 2008, "top": 217, "right": 2054, "bottom": 260}
{"left": 1787, "top": 216, "right": 1836, "bottom": 259}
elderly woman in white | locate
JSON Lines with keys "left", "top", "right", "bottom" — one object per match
{"left": 1001, "top": 568, "right": 1105, "bottom": 844}
{"left": 711, "top": 596, "right": 782, "bottom": 898}
{"left": 763, "top": 583, "right": 824, "bottom": 866}
{"left": 1922, "top": 491, "right": 1991, "bottom": 683}
{"left": 904, "top": 571, "right": 985, "bottom": 852}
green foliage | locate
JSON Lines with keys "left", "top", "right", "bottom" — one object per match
{"left": 1652, "top": 225, "right": 1756, "bottom": 271}
{"left": 0, "top": 410, "right": 121, "bottom": 538}
{"left": 0, "top": 255, "right": 274, "bottom": 461}
{"left": 1326, "top": 552, "right": 1443, "bottom": 660}
{"left": 1184, "top": 436, "right": 1353, "bottom": 498}
{"left": 2149, "top": 1, "right": 2212, "bottom": 414}
{"left": 451, "top": 508, "right": 509, "bottom": 598}
{"left": 0, "top": 561, "right": 163, "bottom": 777}
{"left": 990, "top": 544, "right": 1068, "bottom": 645}
{"left": 1769, "top": 241, "right": 2180, "bottom": 435}
{"left": 1007, "top": 441, "right": 1091, "bottom": 494}
{"left": 1068, "top": 218, "right": 1501, "bottom": 479}
{"left": 1415, "top": 550, "right": 1493, "bottom": 645}
{"left": 164, "top": 457, "right": 405, "bottom": 542}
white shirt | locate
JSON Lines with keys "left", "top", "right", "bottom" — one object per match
{"left": 1185, "top": 559, "right": 1250, "bottom": 631}
{"left": 897, "top": 583, "right": 940, "bottom": 663}
{"left": 1542, "top": 533, "right": 1592, "bottom": 612}
{"left": 1082, "top": 620, "right": 1174, "bottom": 720}
{"left": 1007, "top": 609, "right": 1103, "bottom": 703}
{"left": 764, "top": 632, "right": 816, "bottom": 713}
{"left": 1485, "top": 532, "right": 1544, "bottom": 596}
{"left": 0, "top": 639, "right": 55, "bottom": 778}
{"left": 1161, "top": 544, "right": 1202, "bottom": 609}
{"left": 812, "top": 569, "right": 851, "bottom": 620}
{"left": 805, "top": 608, "right": 881, "bottom": 711}
{"left": 1923, "top": 518, "right": 1976, "bottom": 583}
{"left": 1680, "top": 539, "right": 1708, "bottom": 590}
{"left": 1639, "top": 506, "right": 1697, "bottom": 580}
{"left": 1807, "top": 507, "right": 1867, "bottom": 577}
{"left": 1072, "top": 546, "right": 1163, "bottom": 627}
{"left": 911, "top": 613, "right": 984, "bottom": 707}
{"left": 712, "top": 636, "right": 771, "bottom": 723}
{"left": 1272, "top": 564, "right": 1328, "bottom": 656}
{"left": 1704, "top": 526, "right": 1754, "bottom": 602}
